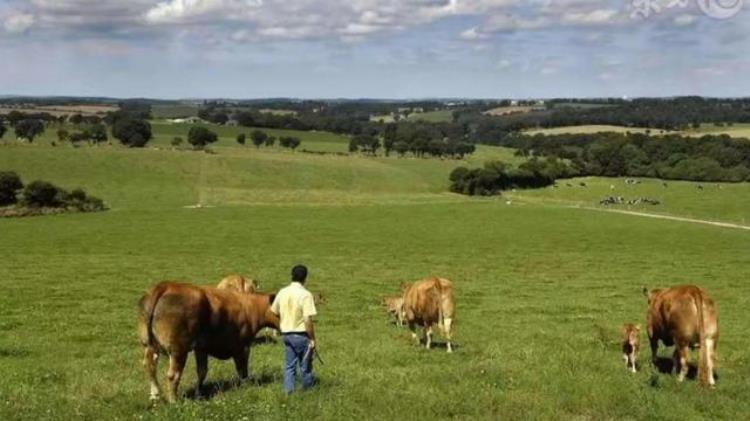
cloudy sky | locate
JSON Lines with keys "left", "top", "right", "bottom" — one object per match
{"left": 1, "top": 0, "right": 749, "bottom": 99}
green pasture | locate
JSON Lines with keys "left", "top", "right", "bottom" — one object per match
{"left": 406, "top": 109, "right": 454, "bottom": 123}
{"left": 0, "top": 137, "right": 749, "bottom": 420}
{"left": 525, "top": 123, "right": 750, "bottom": 140}
{"left": 508, "top": 177, "right": 750, "bottom": 226}
{"left": 525, "top": 125, "right": 677, "bottom": 136}
{"left": 151, "top": 105, "right": 200, "bottom": 119}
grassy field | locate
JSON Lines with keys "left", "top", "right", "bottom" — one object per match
{"left": 1, "top": 138, "right": 749, "bottom": 420}
{"left": 525, "top": 124, "right": 750, "bottom": 139}
{"left": 406, "top": 109, "right": 454, "bottom": 123}
{"left": 525, "top": 125, "right": 678, "bottom": 136}
{"left": 151, "top": 105, "right": 200, "bottom": 119}
{"left": 683, "top": 123, "right": 750, "bottom": 139}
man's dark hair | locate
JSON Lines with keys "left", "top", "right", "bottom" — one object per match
{"left": 291, "top": 265, "right": 308, "bottom": 283}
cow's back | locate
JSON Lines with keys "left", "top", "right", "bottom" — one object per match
{"left": 649, "top": 285, "right": 717, "bottom": 344}
{"left": 403, "top": 278, "right": 452, "bottom": 325}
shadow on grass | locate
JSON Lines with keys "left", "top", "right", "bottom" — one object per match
{"left": 0, "top": 347, "right": 31, "bottom": 358}
{"left": 420, "top": 340, "right": 460, "bottom": 352}
{"left": 184, "top": 371, "right": 277, "bottom": 400}
{"left": 652, "top": 357, "right": 698, "bottom": 380}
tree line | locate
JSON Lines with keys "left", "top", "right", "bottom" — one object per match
{"left": 450, "top": 131, "right": 750, "bottom": 196}
{"left": 0, "top": 101, "right": 153, "bottom": 147}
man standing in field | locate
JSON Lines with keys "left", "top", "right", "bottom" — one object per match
{"left": 270, "top": 264, "right": 318, "bottom": 394}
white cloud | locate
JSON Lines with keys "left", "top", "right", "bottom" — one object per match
{"left": 146, "top": 0, "right": 262, "bottom": 24}
{"left": 673, "top": 14, "right": 697, "bottom": 27}
{"left": 4, "top": 13, "right": 35, "bottom": 33}
{"left": 459, "top": 27, "right": 487, "bottom": 40}
{"left": 496, "top": 59, "right": 512, "bottom": 70}
{"left": 561, "top": 9, "right": 618, "bottom": 25}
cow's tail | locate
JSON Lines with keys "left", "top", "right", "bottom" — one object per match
{"left": 139, "top": 283, "right": 169, "bottom": 348}
{"left": 695, "top": 290, "right": 711, "bottom": 387}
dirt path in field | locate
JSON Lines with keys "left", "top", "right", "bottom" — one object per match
{"left": 578, "top": 207, "right": 750, "bottom": 231}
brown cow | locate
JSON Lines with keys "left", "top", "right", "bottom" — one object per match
{"left": 402, "top": 277, "right": 455, "bottom": 353}
{"left": 621, "top": 323, "right": 640, "bottom": 373}
{"left": 381, "top": 296, "right": 405, "bottom": 326}
{"left": 137, "top": 282, "right": 280, "bottom": 402}
{"left": 644, "top": 285, "right": 718, "bottom": 387}
{"left": 216, "top": 274, "right": 258, "bottom": 293}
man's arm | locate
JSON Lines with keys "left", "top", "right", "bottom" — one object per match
{"left": 304, "top": 316, "right": 316, "bottom": 348}
{"left": 302, "top": 294, "right": 317, "bottom": 348}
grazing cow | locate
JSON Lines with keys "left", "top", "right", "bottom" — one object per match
{"left": 643, "top": 285, "right": 718, "bottom": 387}
{"left": 216, "top": 274, "right": 258, "bottom": 293}
{"left": 137, "top": 282, "right": 280, "bottom": 402}
{"left": 402, "top": 277, "right": 455, "bottom": 353}
{"left": 621, "top": 323, "right": 640, "bottom": 373}
{"left": 381, "top": 296, "right": 405, "bottom": 326}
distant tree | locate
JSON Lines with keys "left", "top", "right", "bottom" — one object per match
{"left": 383, "top": 123, "right": 397, "bottom": 156}
{"left": 393, "top": 141, "right": 409, "bottom": 157}
{"left": 171, "top": 136, "right": 183, "bottom": 147}
{"left": 250, "top": 130, "right": 268, "bottom": 148}
{"left": 234, "top": 111, "right": 255, "bottom": 127}
{"left": 68, "top": 131, "right": 88, "bottom": 145}
{"left": 213, "top": 112, "right": 229, "bottom": 125}
{"left": 69, "top": 114, "right": 84, "bottom": 125}
{"left": 236, "top": 133, "right": 246, "bottom": 145}
{"left": 22, "top": 180, "right": 63, "bottom": 208}
{"left": 56, "top": 128, "right": 69, "bottom": 144}
{"left": 350, "top": 134, "right": 380, "bottom": 155}
{"left": 113, "top": 118, "right": 152, "bottom": 148}
{"left": 89, "top": 123, "right": 108, "bottom": 144}
{"left": 6, "top": 111, "right": 25, "bottom": 126}
{"left": 265, "top": 136, "right": 276, "bottom": 147}
{"left": 0, "top": 121, "right": 6, "bottom": 139}
{"left": 14, "top": 119, "right": 45, "bottom": 142}
{"left": 279, "top": 136, "right": 301, "bottom": 150}
{"left": 188, "top": 126, "right": 218, "bottom": 149}
{"left": 0, "top": 171, "right": 23, "bottom": 205}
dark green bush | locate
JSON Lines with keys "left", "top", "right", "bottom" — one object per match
{"left": 22, "top": 181, "right": 64, "bottom": 208}
{"left": 0, "top": 171, "right": 23, "bottom": 205}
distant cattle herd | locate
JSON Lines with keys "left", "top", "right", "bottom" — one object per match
{"left": 137, "top": 274, "right": 718, "bottom": 403}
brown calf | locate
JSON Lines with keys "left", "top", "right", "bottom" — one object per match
{"left": 621, "top": 323, "right": 640, "bottom": 373}
{"left": 381, "top": 296, "right": 405, "bottom": 326}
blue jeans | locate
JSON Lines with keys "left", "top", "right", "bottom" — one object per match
{"left": 282, "top": 333, "right": 315, "bottom": 394}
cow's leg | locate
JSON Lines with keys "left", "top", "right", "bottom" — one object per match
{"left": 408, "top": 322, "right": 420, "bottom": 346}
{"left": 443, "top": 317, "right": 453, "bottom": 353}
{"left": 166, "top": 351, "right": 188, "bottom": 403}
{"left": 194, "top": 350, "right": 208, "bottom": 399}
{"left": 706, "top": 338, "right": 716, "bottom": 386}
{"left": 425, "top": 325, "right": 433, "bottom": 350}
{"left": 628, "top": 352, "right": 637, "bottom": 373}
{"left": 143, "top": 346, "right": 161, "bottom": 402}
{"left": 649, "top": 337, "right": 659, "bottom": 366}
{"left": 676, "top": 345, "right": 689, "bottom": 382}
{"left": 233, "top": 346, "right": 250, "bottom": 381}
